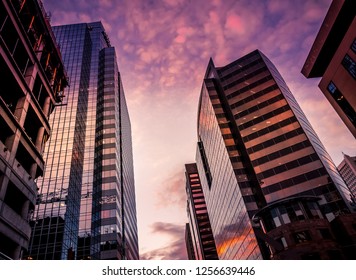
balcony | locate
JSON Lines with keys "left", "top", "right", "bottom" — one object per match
{"left": 0, "top": 200, "right": 31, "bottom": 243}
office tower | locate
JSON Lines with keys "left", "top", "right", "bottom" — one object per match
{"left": 185, "top": 163, "right": 218, "bottom": 260}
{"left": 26, "top": 22, "right": 138, "bottom": 260}
{"left": 338, "top": 154, "right": 356, "bottom": 199}
{"left": 185, "top": 223, "right": 196, "bottom": 260}
{"left": 194, "top": 50, "right": 354, "bottom": 259}
{"left": 0, "top": 0, "right": 67, "bottom": 259}
{"left": 302, "top": 0, "right": 356, "bottom": 138}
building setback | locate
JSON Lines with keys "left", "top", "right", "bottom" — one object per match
{"left": 193, "top": 50, "right": 354, "bottom": 259}
{"left": 302, "top": 0, "right": 356, "bottom": 138}
{"left": 0, "top": 0, "right": 67, "bottom": 259}
{"left": 185, "top": 163, "right": 218, "bottom": 260}
{"left": 26, "top": 22, "right": 138, "bottom": 260}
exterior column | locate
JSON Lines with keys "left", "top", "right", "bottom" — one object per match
{"left": 42, "top": 96, "right": 51, "bottom": 118}
{"left": 29, "top": 162, "right": 37, "bottom": 179}
{"left": 13, "top": 245, "right": 22, "bottom": 260}
{"left": 35, "top": 126, "right": 45, "bottom": 152}
{"left": 4, "top": 132, "right": 21, "bottom": 163}
{"left": 24, "top": 64, "right": 37, "bottom": 92}
{"left": 13, "top": 95, "right": 30, "bottom": 127}
{"left": 21, "top": 200, "right": 30, "bottom": 220}
{"left": 0, "top": 175, "right": 9, "bottom": 201}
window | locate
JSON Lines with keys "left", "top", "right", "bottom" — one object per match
{"left": 275, "top": 237, "right": 288, "bottom": 249}
{"left": 293, "top": 231, "right": 311, "bottom": 243}
{"left": 198, "top": 141, "right": 212, "bottom": 189}
{"left": 341, "top": 54, "right": 356, "bottom": 79}
{"left": 352, "top": 39, "right": 356, "bottom": 53}
{"left": 327, "top": 82, "right": 356, "bottom": 127}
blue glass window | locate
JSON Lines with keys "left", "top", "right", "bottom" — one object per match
{"left": 327, "top": 81, "right": 356, "bottom": 127}
{"left": 351, "top": 39, "right": 356, "bottom": 53}
{"left": 342, "top": 54, "right": 356, "bottom": 79}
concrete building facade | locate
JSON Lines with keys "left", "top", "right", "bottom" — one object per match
{"left": 0, "top": 0, "right": 67, "bottom": 259}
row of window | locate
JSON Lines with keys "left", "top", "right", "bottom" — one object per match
{"left": 197, "top": 141, "right": 212, "bottom": 189}
{"left": 256, "top": 153, "right": 319, "bottom": 180}
{"left": 251, "top": 140, "right": 311, "bottom": 167}
{"left": 218, "top": 56, "right": 263, "bottom": 82}
{"left": 238, "top": 104, "right": 290, "bottom": 130}
{"left": 247, "top": 127, "right": 304, "bottom": 154}
{"left": 341, "top": 54, "right": 356, "bottom": 79}
{"left": 242, "top": 116, "right": 297, "bottom": 143}
{"left": 261, "top": 201, "right": 324, "bottom": 232}
{"left": 218, "top": 51, "right": 260, "bottom": 75}
{"left": 262, "top": 167, "right": 328, "bottom": 195}
{"left": 225, "top": 75, "right": 273, "bottom": 99}
{"left": 222, "top": 66, "right": 268, "bottom": 92}
{"left": 234, "top": 94, "right": 284, "bottom": 119}
{"left": 327, "top": 81, "right": 356, "bottom": 126}
{"left": 230, "top": 84, "right": 279, "bottom": 110}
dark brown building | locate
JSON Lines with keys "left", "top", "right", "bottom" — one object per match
{"left": 302, "top": 0, "right": 356, "bottom": 138}
{"left": 330, "top": 213, "right": 356, "bottom": 259}
{"left": 0, "top": 0, "right": 68, "bottom": 259}
{"left": 252, "top": 196, "right": 345, "bottom": 260}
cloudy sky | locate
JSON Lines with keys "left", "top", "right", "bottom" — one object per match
{"left": 42, "top": 0, "right": 355, "bottom": 259}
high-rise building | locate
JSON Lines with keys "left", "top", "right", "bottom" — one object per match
{"left": 302, "top": 0, "right": 356, "bottom": 138}
{"left": 26, "top": 22, "right": 138, "bottom": 260}
{"left": 337, "top": 153, "right": 356, "bottom": 199}
{"left": 0, "top": 0, "right": 68, "bottom": 259}
{"left": 185, "top": 163, "right": 218, "bottom": 260}
{"left": 185, "top": 223, "right": 195, "bottom": 260}
{"left": 194, "top": 50, "right": 354, "bottom": 259}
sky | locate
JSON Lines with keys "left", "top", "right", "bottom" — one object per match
{"left": 42, "top": 0, "right": 356, "bottom": 259}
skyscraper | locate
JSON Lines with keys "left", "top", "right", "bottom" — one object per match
{"left": 337, "top": 153, "right": 356, "bottom": 199}
{"left": 302, "top": 0, "right": 356, "bottom": 138}
{"left": 26, "top": 22, "right": 138, "bottom": 260}
{"left": 0, "top": 0, "right": 67, "bottom": 259}
{"left": 185, "top": 163, "right": 218, "bottom": 260}
{"left": 193, "top": 50, "right": 354, "bottom": 259}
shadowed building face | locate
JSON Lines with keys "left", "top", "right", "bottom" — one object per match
{"left": 302, "top": 0, "right": 356, "bottom": 138}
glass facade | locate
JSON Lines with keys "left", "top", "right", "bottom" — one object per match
{"left": 195, "top": 50, "right": 354, "bottom": 259}
{"left": 27, "top": 22, "right": 138, "bottom": 260}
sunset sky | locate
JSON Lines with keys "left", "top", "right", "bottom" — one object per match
{"left": 42, "top": 0, "right": 356, "bottom": 259}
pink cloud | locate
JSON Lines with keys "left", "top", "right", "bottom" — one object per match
{"left": 41, "top": 0, "right": 356, "bottom": 260}
{"left": 140, "top": 238, "right": 187, "bottom": 260}
{"left": 174, "top": 26, "right": 195, "bottom": 44}
{"left": 225, "top": 13, "right": 245, "bottom": 35}
{"left": 140, "top": 222, "right": 187, "bottom": 260}
{"left": 155, "top": 170, "right": 187, "bottom": 209}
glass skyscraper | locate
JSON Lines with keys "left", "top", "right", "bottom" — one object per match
{"left": 26, "top": 22, "right": 138, "bottom": 260}
{"left": 193, "top": 50, "right": 354, "bottom": 259}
